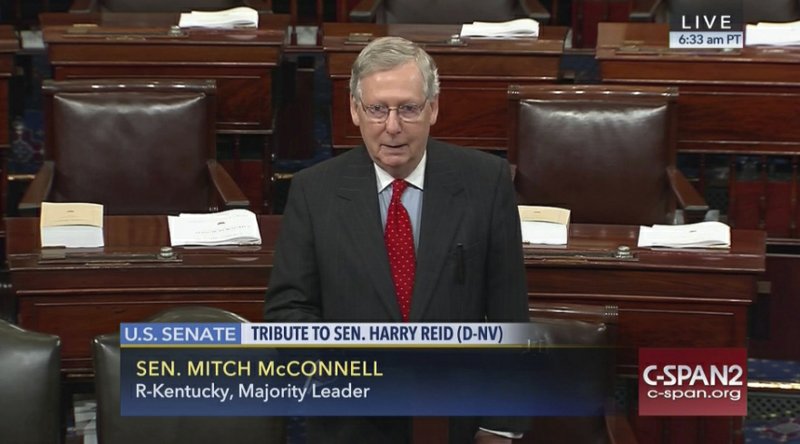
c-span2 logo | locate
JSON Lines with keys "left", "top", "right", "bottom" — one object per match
{"left": 669, "top": 0, "right": 743, "bottom": 49}
{"left": 639, "top": 348, "right": 746, "bottom": 416}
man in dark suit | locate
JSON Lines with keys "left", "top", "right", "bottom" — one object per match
{"left": 265, "top": 36, "right": 528, "bottom": 444}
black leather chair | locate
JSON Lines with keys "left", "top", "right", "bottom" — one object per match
{"left": 93, "top": 306, "right": 285, "bottom": 444}
{"left": 70, "top": 0, "right": 273, "bottom": 13}
{"left": 20, "top": 79, "right": 248, "bottom": 216}
{"left": 0, "top": 320, "right": 61, "bottom": 444}
{"left": 508, "top": 84, "right": 708, "bottom": 225}
{"left": 523, "top": 303, "right": 637, "bottom": 444}
{"left": 349, "top": 0, "right": 551, "bottom": 25}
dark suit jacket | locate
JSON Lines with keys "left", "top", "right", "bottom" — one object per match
{"left": 265, "top": 139, "right": 529, "bottom": 443}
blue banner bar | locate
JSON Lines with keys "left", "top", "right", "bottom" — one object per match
{"left": 120, "top": 348, "right": 610, "bottom": 416}
{"left": 121, "top": 323, "right": 241, "bottom": 345}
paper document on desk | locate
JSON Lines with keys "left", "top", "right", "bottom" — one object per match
{"left": 178, "top": 6, "right": 258, "bottom": 29}
{"left": 746, "top": 20, "right": 800, "bottom": 45}
{"left": 637, "top": 221, "right": 730, "bottom": 249}
{"left": 168, "top": 209, "right": 261, "bottom": 246}
{"left": 40, "top": 202, "right": 104, "bottom": 248}
{"left": 518, "top": 205, "right": 570, "bottom": 245}
{"left": 460, "top": 18, "right": 539, "bottom": 38}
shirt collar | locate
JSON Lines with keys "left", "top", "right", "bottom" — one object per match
{"left": 375, "top": 151, "right": 427, "bottom": 193}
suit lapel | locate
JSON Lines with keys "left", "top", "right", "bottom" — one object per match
{"left": 335, "top": 148, "right": 402, "bottom": 321}
{"left": 410, "top": 141, "right": 465, "bottom": 320}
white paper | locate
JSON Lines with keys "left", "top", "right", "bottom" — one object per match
{"left": 40, "top": 202, "right": 104, "bottom": 248}
{"left": 746, "top": 21, "right": 800, "bottom": 46}
{"left": 518, "top": 205, "right": 569, "bottom": 245}
{"left": 168, "top": 209, "right": 261, "bottom": 246}
{"left": 637, "top": 221, "right": 730, "bottom": 249}
{"left": 20, "top": 30, "right": 44, "bottom": 50}
{"left": 460, "top": 18, "right": 539, "bottom": 39}
{"left": 521, "top": 220, "right": 568, "bottom": 245}
{"left": 178, "top": 6, "right": 258, "bottom": 29}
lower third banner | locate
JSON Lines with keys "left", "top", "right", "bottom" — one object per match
{"left": 121, "top": 347, "right": 609, "bottom": 416}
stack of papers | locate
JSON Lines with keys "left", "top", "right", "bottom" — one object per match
{"left": 20, "top": 30, "right": 44, "bottom": 51}
{"left": 40, "top": 202, "right": 104, "bottom": 248}
{"left": 460, "top": 18, "right": 539, "bottom": 39}
{"left": 637, "top": 221, "right": 730, "bottom": 249}
{"left": 518, "top": 205, "right": 570, "bottom": 245}
{"left": 746, "top": 20, "right": 800, "bottom": 46}
{"left": 178, "top": 6, "right": 259, "bottom": 29}
{"left": 168, "top": 209, "right": 261, "bottom": 247}
{"left": 72, "top": 397, "right": 97, "bottom": 443}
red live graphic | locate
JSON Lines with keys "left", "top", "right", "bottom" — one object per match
{"left": 639, "top": 348, "right": 747, "bottom": 416}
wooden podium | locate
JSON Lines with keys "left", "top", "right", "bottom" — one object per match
{"left": 323, "top": 23, "right": 568, "bottom": 151}
{"left": 39, "top": 13, "right": 289, "bottom": 213}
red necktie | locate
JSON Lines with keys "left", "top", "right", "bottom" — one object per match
{"left": 385, "top": 179, "right": 415, "bottom": 322}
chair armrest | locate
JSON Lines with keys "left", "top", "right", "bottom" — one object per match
{"left": 207, "top": 160, "right": 250, "bottom": 209}
{"left": 69, "top": 0, "right": 98, "bottom": 13}
{"left": 666, "top": 166, "right": 709, "bottom": 222}
{"left": 605, "top": 413, "right": 638, "bottom": 444}
{"left": 349, "top": 0, "right": 382, "bottom": 22}
{"left": 629, "top": 0, "right": 663, "bottom": 22}
{"left": 244, "top": 0, "right": 273, "bottom": 13}
{"left": 519, "top": 0, "right": 551, "bottom": 24}
{"left": 18, "top": 161, "right": 55, "bottom": 216}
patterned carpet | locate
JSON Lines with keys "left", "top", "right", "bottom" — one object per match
{"left": 746, "top": 359, "right": 800, "bottom": 443}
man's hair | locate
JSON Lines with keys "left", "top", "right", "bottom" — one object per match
{"left": 350, "top": 36, "right": 440, "bottom": 102}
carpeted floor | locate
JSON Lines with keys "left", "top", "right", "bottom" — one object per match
{"left": 746, "top": 359, "right": 800, "bottom": 443}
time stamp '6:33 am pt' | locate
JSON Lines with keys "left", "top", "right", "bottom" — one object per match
{"left": 669, "top": 32, "right": 743, "bottom": 49}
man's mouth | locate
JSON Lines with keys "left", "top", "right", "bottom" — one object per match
{"left": 381, "top": 143, "right": 407, "bottom": 149}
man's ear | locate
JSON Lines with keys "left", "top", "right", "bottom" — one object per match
{"left": 350, "top": 95, "right": 361, "bottom": 126}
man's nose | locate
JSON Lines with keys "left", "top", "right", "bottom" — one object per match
{"left": 384, "top": 109, "right": 402, "bottom": 134}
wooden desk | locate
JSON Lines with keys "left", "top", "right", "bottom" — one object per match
{"left": 6, "top": 215, "right": 281, "bottom": 377}
{"left": 598, "top": 22, "right": 800, "bottom": 156}
{"left": 323, "top": 23, "right": 568, "bottom": 151}
{"left": 528, "top": 224, "right": 764, "bottom": 444}
{"left": 39, "top": 13, "right": 289, "bottom": 213}
{"left": 527, "top": 224, "right": 765, "bottom": 375}
{"left": 6, "top": 216, "right": 764, "bottom": 367}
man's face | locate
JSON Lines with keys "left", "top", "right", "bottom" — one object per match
{"left": 350, "top": 61, "right": 439, "bottom": 179}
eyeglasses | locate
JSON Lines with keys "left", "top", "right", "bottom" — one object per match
{"left": 360, "top": 101, "right": 428, "bottom": 123}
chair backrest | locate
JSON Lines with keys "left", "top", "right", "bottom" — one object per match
{"left": 93, "top": 306, "right": 285, "bottom": 444}
{"left": 102, "top": 0, "right": 239, "bottom": 11}
{"left": 89, "top": 0, "right": 271, "bottom": 13}
{"left": 381, "top": 0, "right": 525, "bottom": 24}
{"left": 0, "top": 320, "right": 61, "bottom": 444}
{"left": 509, "top": 84, "right": 679, "bottom": 225}
{"left": 744, "top": 0, "right": 800, "bottom": 22}
{"left": 522, "top": 303, "right": 620, "bottom": 444}
{"left": 666, "top": 0, "right": 800, "bottom": 23}
{"left": 43, "top": 79, "right": 218, "bottom": 214}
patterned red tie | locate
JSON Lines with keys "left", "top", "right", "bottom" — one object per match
{"left": 385, "top": 179, "right": 416, "bottom": 322}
